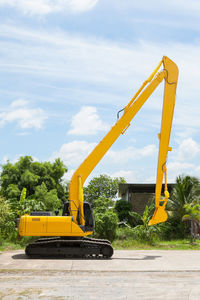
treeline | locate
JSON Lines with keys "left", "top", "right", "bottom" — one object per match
{"left": 114, "top": 175, "right": 200, "bottom": 244}
{"left": 0, "top": 156, "right": 125, "bottom": 242}
{"left": 0, "top": 155, "right": 200, "bottom": 245}
{"left": 84, "top": 173, "right": 200, "bottom": 243}
{"left": 0, "top": 156, "right": 68, "bottom": 241}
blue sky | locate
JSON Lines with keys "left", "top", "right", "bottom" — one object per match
{"left": 0, "top": 0, "right": 200, "bottom": 184}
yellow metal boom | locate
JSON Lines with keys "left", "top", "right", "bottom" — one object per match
{"left": 69, "top": 56, "right": 178, "bottom": 226}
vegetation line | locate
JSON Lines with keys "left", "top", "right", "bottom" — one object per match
{"left": 1, "top": 156, "right": 200, "bottom": 250}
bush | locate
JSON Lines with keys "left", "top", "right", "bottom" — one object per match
{"left": 94, "top": 210, "right": 118, "bottom": 242}
{"left": 34, "top": 183, "right": 61, "bottom": 211}
{"left": 0, "top": 197, "right": 15, "bottom": 238}
{"left": 115, "top": 199, "right": 132, "bottom": 224}
{"left": 93, "top": 195, "right": 114, "bottom": 214}
{"left": 128, "top": 204, "right": 160, "bottom": 244}
{"left": 157, "top": 218, "right": 187, "bottom": 240}
{"left": 116, "top": 227, "right": 138, "bottom": 240}
{"left": 132, "top": 224, "right": 160, "bottom": 245}
{"left": 5, "top": 230, "right": 39, "bottom": 246}
{"left": 115, "top": 226, "right": 159, "bottom": 245}
{"left": 19, "top": 198, "right": 45, "bottom": 216}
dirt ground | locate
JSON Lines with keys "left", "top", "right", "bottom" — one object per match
{"left": 1, "top": 250, "right": 200, "bottom": 299}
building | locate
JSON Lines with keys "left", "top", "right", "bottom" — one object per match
{"left": 118, "top": 183, "right": 175, "bottom": 215}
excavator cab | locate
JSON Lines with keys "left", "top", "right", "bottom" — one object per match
{"left": 62, "top": 201, "right": 94, "bottom": 232}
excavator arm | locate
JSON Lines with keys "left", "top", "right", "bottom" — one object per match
{"left": 69, "top": 56, "right": 178, "bottom": 226}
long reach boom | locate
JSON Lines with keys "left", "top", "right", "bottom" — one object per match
{"left": 69, "top": 56, "right": 179, "bottom": 226}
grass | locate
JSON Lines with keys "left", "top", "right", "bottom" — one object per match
{"left": 1, "top": 238, "right": 200, "bottom": 252}
{"left": 0, "top": 236, "right": 37, "bottom": 252}
{"left": 1, "top": 226, "right": 200, "bottom": 252}
{"left": 0, "top": 241, "right": 22, "bottom": 252}
{"left": 111, "top": 226, "right": 200, "bottom": 250}
{"left": 113, "top": 239, "right": 200, "bottom": 250}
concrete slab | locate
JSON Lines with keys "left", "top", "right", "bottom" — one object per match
{"left": 1, "top": 249, "right": 200, "bottom": 272}
{"left": 1, "top": 250, "right": 200, "bottom": 299}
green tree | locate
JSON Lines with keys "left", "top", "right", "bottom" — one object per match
{"left": 83, "top": 174, "right": 125, "bottom": 241}
{"left": 94, "top": 210, "right": 118, "bottom": 242}
{"left": 92, "top": 194, "right": 118, "bottom": 241}
{"left": 5, "top": 184, "right": 21, "bottom": 213}
{"left": 93, "top": 195, "right": 114, "bottom": 214}
{"left": 0, "top": 156, "right": 67, "bottom": 215}
{"left": 182, "top": 203, "right": 200, "bottom": 243}
{"left": 84, "top": 174, "right": 126, "bottom": 207}
{"left": 19, "top": 198, "right": 46, "bottom": 216}
{"left": 17, "top": 187, "right": 45, "bottom": 216}
{"left": 34, "top": 183, "right": 61, "bottom": 211}
{"left": 20, "top": 170, "right": 40, "bottom": 192}
{"left": 167, "top": 175, "right": 200, "bottom": 221}
{"left": 0, "top": 197, "right": 15, "bottom": 238}
{"left": 115, "top": 199, "right": 132, "bottom": 224}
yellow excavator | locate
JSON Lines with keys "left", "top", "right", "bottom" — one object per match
{"left": 18, "top": 56, "right": 178, "bottom": 258}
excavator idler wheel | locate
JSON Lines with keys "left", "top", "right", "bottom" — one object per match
{"left": 102, "top": 246, "right": 113, "bottom": 258}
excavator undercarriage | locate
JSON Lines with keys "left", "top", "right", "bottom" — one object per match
{"left": 25, "top": 237, "right": 113, "bottom": 258}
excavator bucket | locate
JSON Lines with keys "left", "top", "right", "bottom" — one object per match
{"left": 148, "top": 205, "right": 168, "bottom": 226}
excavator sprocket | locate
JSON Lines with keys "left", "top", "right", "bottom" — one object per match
{"left": 25, "top": 237, "right": 113, "bottom": 259}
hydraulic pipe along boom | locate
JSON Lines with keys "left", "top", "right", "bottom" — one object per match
{"left": 69, "top": 56, "right": 179, "bottom": 226}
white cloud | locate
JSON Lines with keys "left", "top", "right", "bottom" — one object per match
{"left": 2, "top": 155, "right": 9, "bottom": 164}
{"left": 168, "top": 162, "right": 194, "bottom": 172}
{"left": 52, "top": 140, "right": 97, "bottom": 167}
{"left": 106, "top": 144, "right": 157, "bottom": 164}
{"left": 51, "top": 139, "right": 157, "bottom": 183}
{"left": 67, "top": 0, "right": 98, "bottom": 12}
{"left": 1, "top": 24, "right": 200, "bottom": 118}
{"left": 0, "top": 99, "right": 47, "bottom": 130}
{"left": 109, "top": 0, "right": 200, "bottom": 18}
{"left": 0, "top": 0, "right": 98, "bottom": 15}
{"left": 162, "top": 138, "right": 200, "bottom": 181}
{"left": 167, "top": 161, "right": 195, "bottom": 182}
{"left": 2, "top": 0, "right": 199, "bottom": 19}
{"left": 110, "top": 170, "right": 138, "bottom": 183}
{"left": 174, "top": 138, "right": 200, "bottom": 161}
{"left": 1, "top": 154, "right": 39, "bottom": 165}
{"left": 52, "top": 138, "right": 156, "bottom": 170}
{"left": 0, "top": 0, "right": 53, "bottom": 15}
{"left": 1, "top": 24, "right": 200, "bottom": 101}
{"left": 11, "top": 99, "right": 29, "bottom": 108}
{"left": 68, "top": 106, "right": 108, "bottom": 136}
{"left": 195, "top": 166, "right": 200, "bottom": 173}
{"left": 63, "top": 168, "right": 75, "bottom": 181}
{"left": 175, "top": 128, "right": 198, "bottom": 140}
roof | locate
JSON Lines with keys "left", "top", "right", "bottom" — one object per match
{"left": 119, "top": 183, "right": 175, "bottom": 194}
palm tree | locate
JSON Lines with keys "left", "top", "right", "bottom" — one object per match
{"left": 167, "top": 175, "right": 200, "bottom": 221}
{"left": 182, "top": 203, "right": 200, "bottom": 243}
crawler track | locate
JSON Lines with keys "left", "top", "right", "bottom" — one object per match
{"left": 25, "top": 237, "right": 113, "bottom": 259}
